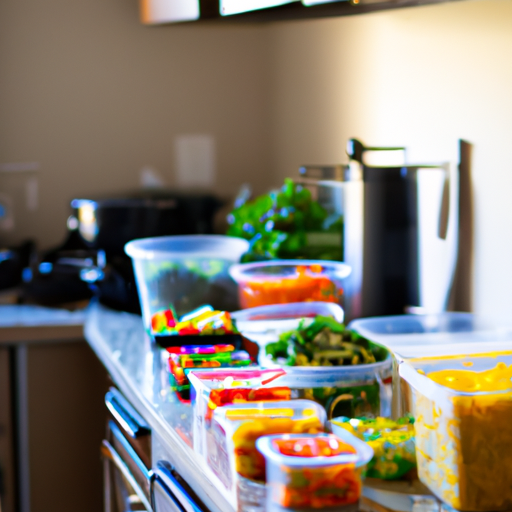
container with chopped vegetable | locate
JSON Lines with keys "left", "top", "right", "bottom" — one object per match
{"left": 331, "top": 416, "right": 416, "bottom": 480}
{"left": 261, "top": 315, "right": 392, "bottom": 419}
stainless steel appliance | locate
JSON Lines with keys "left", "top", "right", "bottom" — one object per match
{"left": 103, "top": 387, "right": 153, "bottom": 512}
{"left": 298, "top": 139, "right": 459, "bottom": 321}
{"left": 22, "top": 191, "right": 223, "bottom": 312}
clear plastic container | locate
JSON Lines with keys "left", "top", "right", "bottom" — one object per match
{"left": 256, "top": 432, "right": 373, "bottom": 512}
{"left": 206, "top": 400, "right": 326, "bottom": 498}
{"left": 231, "top": 301, "right": 344, "bottom": 348}
{"left": 348, "top": 313, "right": 512, "bottom": 360}
{"left": 330, "top": 416, "right": 416, "bottom": 480}
{"left": 349, "top": 313, "right": 512, "bottom": 418}
{"left": 399, "top": 352, "right": 512, "bottom": 511}
{"left": 188, "top": 368, "right": 291, "bottom": 457}
{"left": 263, "top": 359, "right": 393, "bottom": 420}
{"left": 228, "top": 260, "right": 351, "bottom": 309}
{"left": 189, "top": 360, "right": 392, "bottom": 458}
{"left": 124, "top": 235, "right": 249, "bottom": 329}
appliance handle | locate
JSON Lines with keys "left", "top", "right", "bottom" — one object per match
{"left": 105, "top": 388, "right": 151, "bottom": 439}
{"left": 101, "top": 440, "right": 152, "bottom": 512}
{"left": 409, "top": 163, "right": 456, "bottom": 241}
{"left": 152, "top": 464, "right": 205, "bottom": 512}
{"left": 108, "top": 421, "right": 151, "bottom": 479}
{"left": 346, "top": 138, "right": 406, "bottom": 164}
{"left": 437, "top": 163, "right": 453, "bottom": 240}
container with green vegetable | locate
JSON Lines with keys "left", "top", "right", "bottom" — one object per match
{"left": 259, "top": 316, "right": 392, "bottom": 419}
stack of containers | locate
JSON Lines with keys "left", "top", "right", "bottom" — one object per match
{"left": 188, "top": 368, "right": 292, "bottom": 458}
{"left": 207, "top": 400, "right": 326, "bottom": 502}
{"left": 349, "top": 312, "right": 512, "bottom": 511}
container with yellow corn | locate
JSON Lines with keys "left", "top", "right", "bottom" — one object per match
{"left": 400, "top": 351, "right": 512, "bottom": 511}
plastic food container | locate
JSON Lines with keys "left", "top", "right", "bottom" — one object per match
{"left": 267, "top": 359, "right": 392, "bottom": 420}
{"left": 124, "top": 235, "right": 249, "bottom": 329}
{"left": 349, "top": 313, "right": 512, "bottom": 417}
{"left": 257, "top": 433, "right": 373, "bottom": 512}
{"left": 231, "top": 301, "right": 344, "bottom": 348}
{"left": 348, "top": 313, "right": 512, "bottom": 360}
{"left": 331, "top": 416, "right": 416, "bottom": 480}
{"left": 206, "top": 400, "right": 326, "bottom": 497}
{"left": 167, "top": 345, "right": 253, "bottom": 400}
{"left": 399, "top": 352, "right": 512, "bottom": 511}
{"left": 189, "top": 360, "right": 392, "bottom": 457}
{"left": 229, "top": 260, "right": 351, "bottom": 309}
{"left": 188, "top": 368, "right": 292, "bottom": 457}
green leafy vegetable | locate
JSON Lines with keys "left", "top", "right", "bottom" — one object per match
{"left": 226, "top": 179, "right": 343, "bottom": 262}
{"left": 265, "top": 315, "right": 385, "bottom": 367}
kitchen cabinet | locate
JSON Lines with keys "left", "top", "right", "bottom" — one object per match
{"left": 0, "top": 306, "right": 106, "bottom": 512}
{"left": 103, "top": 387, "right": 152, "bottom": 512}
{"left": 140, "top": 0, "right": 465, "bottom": 24}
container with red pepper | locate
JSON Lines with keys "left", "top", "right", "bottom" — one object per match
{"left": 188, "top": 368, "right": 292, "bottom": 458}
{"left": 256, "top": 433, "right": 373, "bottom": 511}
{"left": 206, "top": 400, "right": 326, "bottom": 497}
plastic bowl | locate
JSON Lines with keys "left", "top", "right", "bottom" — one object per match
{"left": 229, "top": 260, "right": 351, "bottom": 309}
{"left": 256, "top": 432, "right": 372, "bottom": 512}
{"left": 125, "top": 235, "right": 249, "bottom": 329}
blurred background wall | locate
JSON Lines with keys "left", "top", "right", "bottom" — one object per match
{"left": 266, "top": 0, "right": 512, "bottom": 319}
{"left": 0, "top": 0, "right": 271, "bottom": 249}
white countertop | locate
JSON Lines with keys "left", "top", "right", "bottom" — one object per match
{"left": 0, "top": 305, "right": 86, "bottom": 343}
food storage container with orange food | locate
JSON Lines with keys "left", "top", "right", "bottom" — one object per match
{"left": 188, "top": 368, "right": 291, "bottom": 457}
{"left": 206, "top": 400, "right": 326, "bottom": 503}
{"left": 228, "top": 260, "right": 351, "bottom": 309}
{"left": 256, "top": 432, "right": 373, "bottom": 512}
{"left": 400, "top": 351, "right": 512, "bottom": 511}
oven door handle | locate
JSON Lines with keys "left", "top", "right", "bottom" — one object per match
{"left": 101, "top": 440, "right": 152, "bottom": 512}
{"left": 152, "top": 464, "right": 205, "bottom": 512}
{"left": 109, "top": 421, "right": 151, "bottom": 479}
{"left": 105, "top": 388, "right": 151, "bottom": 439}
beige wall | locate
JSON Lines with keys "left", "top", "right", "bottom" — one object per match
{"left": 267, "top": 0, "right": 512, "bottom": 319}
{"left": 0, "top": 0, "right": 271, "bottom": 249}
{"left": 2, "top": 0, "right": 510, "bottom": 317}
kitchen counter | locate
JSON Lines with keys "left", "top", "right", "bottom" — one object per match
{"left": 84, "top": 300, "right": 233, "bottom": 512}
{"left": 0, "top": 305, "right": 85, "bottom": 344}
{"left": 0, "top": 304, "right": 104, "bottom": 512}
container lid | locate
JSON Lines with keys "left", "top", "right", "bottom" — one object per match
{"left": 256, "top": 432, "right": 373, "bottom": 468}
{"left": 188, "top": 368, "right": 287, "bottom": 390}
{"left": 399, "top": 351, "right": 512, "bottom": 402}
{"left": 232, "top": 302, "right": 344, "bottom": 344}
{"left": 258, "top": 354, "right": 392, "bottom": 382}
{"left": 349, "top": 313, "right": 512, "bottom": 360}
{"left": 229, "top": 260, "right": 351, "bottom": 282}
{"left": 124, "top": 235, "right": 249, "bottom": 261}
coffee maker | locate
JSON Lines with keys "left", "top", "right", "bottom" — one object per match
{"left": 298, "top": 139, "right": 459, "bottom": 321}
